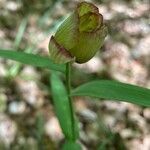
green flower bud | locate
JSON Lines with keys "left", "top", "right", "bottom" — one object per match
{"left": 49, "top": 1, "right": 107, "bottom": 64}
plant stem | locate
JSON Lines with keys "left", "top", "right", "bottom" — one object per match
{"left": 66, "top": 62, "right": 75, "bottom": 141}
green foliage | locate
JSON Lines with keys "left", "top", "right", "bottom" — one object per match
{"left": 0, "top": 49, "right": 65, "bottom": 72}
{"left": 72, "top": 80, "right": 150, "bottom": 107}
{"left": 62, "top": 141, "right": 82, "bottom": 150}
{"left": 50, "top": 71, "right": 79, "bottom": 141}
{"left": 35, "top": 113, "right": 45, "bottom": 148}
{"left": 98, "top": 133, "right": 127, "bottom": 150}
{"left": 8, "top": 18, "right": 28, "bottom": 77}
{"left": 14, "top": 17, "right": 28, "bottom": 48}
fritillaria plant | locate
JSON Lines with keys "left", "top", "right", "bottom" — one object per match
{"left": 0, "top": 1, "right": 149, "bottom": 150}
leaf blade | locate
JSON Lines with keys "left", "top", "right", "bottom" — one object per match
{"left": 14, "top": 17, "right": 28, "bottom": 48}
{"left": 62, "top": 140, "right": 81, "bottom": 150}
{"left": 71, "top": 80, "right": 150, "bottom": 107}
{"left": 50, "top": 72, "right": 79, "bottom": 140}
{"left": 0, "top": 49, "right": 65, "bottom": 72}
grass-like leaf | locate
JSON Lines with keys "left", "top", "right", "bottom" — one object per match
{"left": 62, "top": 140, "right": 81, "bottom": 150}
{"left": 71, "top": 80, "right": 150, "bottom": 107}
{"left": 14, "top": 17, "right": 28, "bottom": 48}
{"left": 0, "top": 49, "right": 65, "bottom": 72}
{"left": 50, "top": 72, "right": 79, "bottom": 140}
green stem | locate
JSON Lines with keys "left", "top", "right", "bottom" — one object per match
{"left": 66, "top": 62, "right": 75, "bottom": 141}
{"left": 66, "top": 62, "right": 71, "bottom": 96}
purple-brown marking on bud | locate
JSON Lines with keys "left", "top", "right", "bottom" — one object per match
{"left": 49, "top": 36, "right": 74, "bottom": 64}
{"left": 51, "top": 36, "right": 73, "bottom": 58}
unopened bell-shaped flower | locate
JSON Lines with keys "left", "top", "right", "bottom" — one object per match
{"left": 49, "top": 1, "right": 107, "bottom": 64}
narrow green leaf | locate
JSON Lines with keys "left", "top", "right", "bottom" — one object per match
{"left": 71, "top": 80, "right": 150, "bottom": 107}
{"left": 62, "top": 140, "right": 82, "bottom": 150}
{"left": 7, "top": 17, "right": 28, "bottom": 77}
{"left": 0, "top": 50, "right": 65, "bottom": 72}
{"left": 7, "top": 47, "right": 33, "bottom": 77}
{"left": 14, "top": 17, "right": 28, "bottom": 48}
{"left": 50, "top": 72, "right": 79, "bottom": 140}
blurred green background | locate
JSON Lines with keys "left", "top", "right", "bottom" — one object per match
{"left": 0, "top": 0, "right": 150, "bottom": 149}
